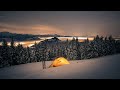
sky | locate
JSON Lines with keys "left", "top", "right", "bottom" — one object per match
{"left": 0, "top": 11, "right": 120, "bottom": 37}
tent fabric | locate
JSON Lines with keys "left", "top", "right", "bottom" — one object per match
{"left": 49, "top": 57, "right": 70, "bottom": 67}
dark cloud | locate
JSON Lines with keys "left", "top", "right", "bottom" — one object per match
{"left": 0, "top": 11, "right": 120, "bottom": 36}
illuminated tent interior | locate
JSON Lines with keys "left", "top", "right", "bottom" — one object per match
{"left": 49, "top": 57, "right": 70, "bottom": 68}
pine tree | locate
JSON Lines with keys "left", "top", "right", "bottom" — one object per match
{"left": 26, "top": 47, "right": 31, "bottom": 63}
{"left": 66, "top": 37, "right": 78, "bottom": 60}
{"left": 16, "top": 44, "right": 24, "bottom": 64}
{"left": 80, "top": 39, "right": 90, "bottom": 60}
{"left": 0, "top": 46, "right": 3, "bottom": 68}
{"left": 9, "top": 38, "right": 17, "bottom": 65}
{"left": 10, "top": 37, "right": 15, "bottom": 48}
{"left": 34, "top": 42, "right": 40, "bottom": 62}
{"left": 1, "top": 39, "right": 10, "bottom": 67}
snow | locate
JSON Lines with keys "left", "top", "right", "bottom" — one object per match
{"left": 0, "top": 54, "right": 120, "bottom": 79}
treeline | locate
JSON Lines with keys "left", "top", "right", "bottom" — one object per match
{"left": 0, "top": 35, "right": 120, "bottom": 68}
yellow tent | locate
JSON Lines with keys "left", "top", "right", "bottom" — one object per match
{"left": 49, "top": 57, "right": 70, "bottom": 67}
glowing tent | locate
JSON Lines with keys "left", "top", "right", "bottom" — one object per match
{"left": 49, "top": 57, "right": 70, "bottom": 67}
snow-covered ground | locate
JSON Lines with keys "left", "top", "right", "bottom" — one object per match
{"left": 0, "top": 54, "right": 120, "bottom": 79}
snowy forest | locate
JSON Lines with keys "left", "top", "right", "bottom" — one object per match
{"left": 0, "top": 35, "right": 120, "bottom": 68}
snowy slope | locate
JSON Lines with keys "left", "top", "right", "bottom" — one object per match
{"left": 0, "top": 54, "right": 120, "bottom": 79}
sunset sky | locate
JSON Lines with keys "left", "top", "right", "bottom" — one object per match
{"left": 0, "top": 11, "right": 120, "bottom": 37}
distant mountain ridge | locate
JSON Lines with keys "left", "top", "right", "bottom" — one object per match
{"left": 0, "top": 32, "right": 66, "bottom": 42}
{"left": 0, "top": 32, "right": 67, "bottom": 37}
{"left": 0, "top": 31, "right": 39, "bottom": 42}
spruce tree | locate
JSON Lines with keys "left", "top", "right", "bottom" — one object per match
{"left": 1, "top": 39, "right": 10, "bottom": 67}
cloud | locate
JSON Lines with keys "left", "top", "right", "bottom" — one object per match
{"left": 0, "top": 15, "right": 5, "bottom": 18}
{"left": 0, "top": 23, "right": 65, "bottom": 35}
{"left": 31, "top": 25, "right": 65, "bottom": 35}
